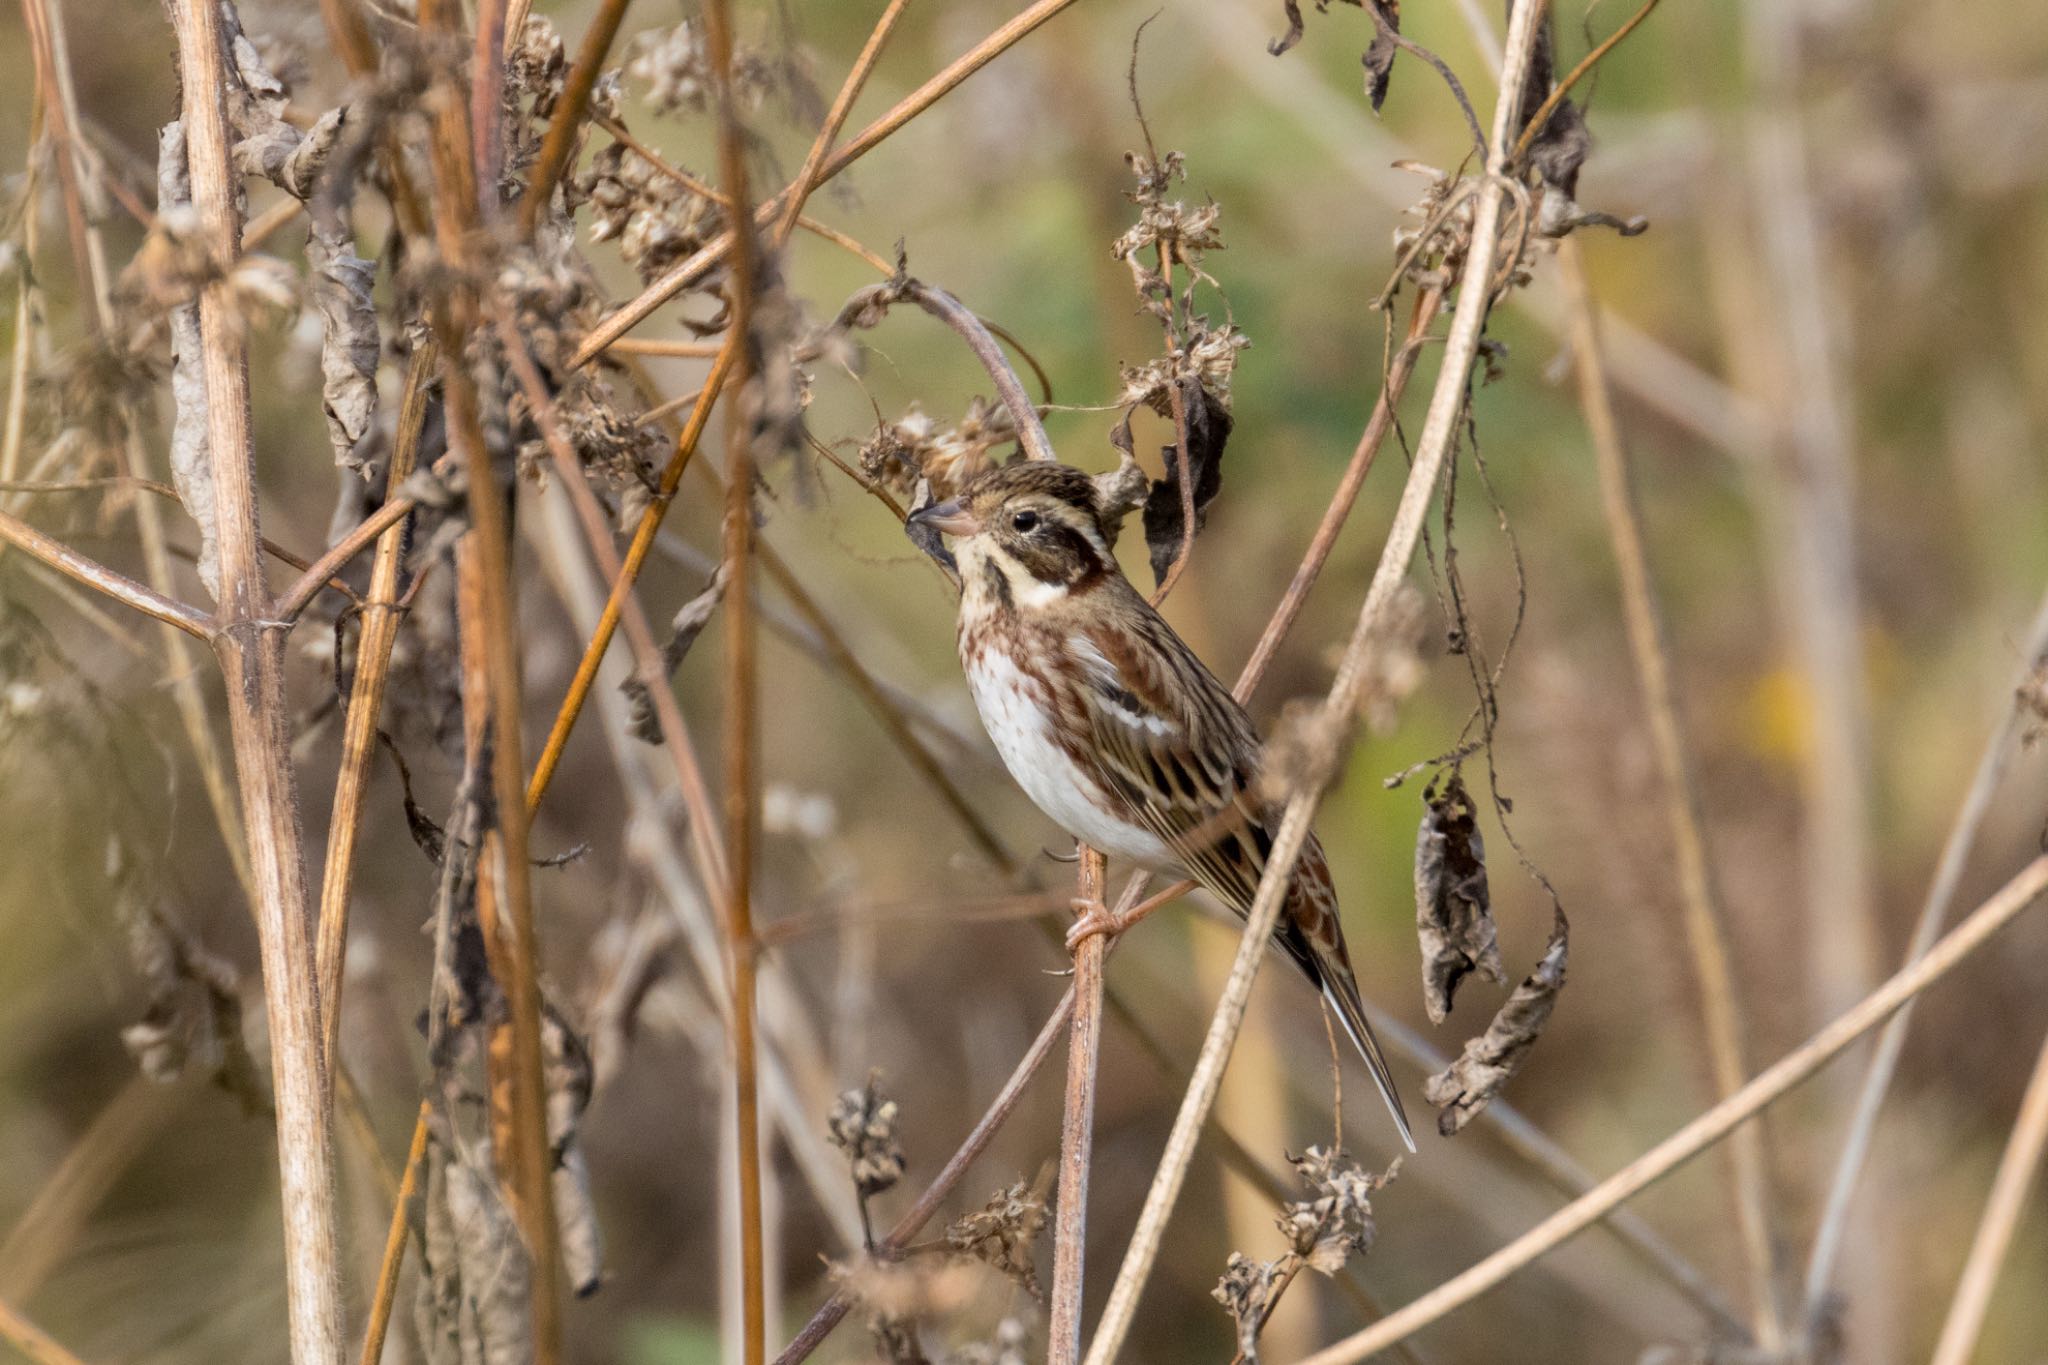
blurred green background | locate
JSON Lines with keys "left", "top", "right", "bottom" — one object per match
{"left": 3, "top": 0, "right": 2048, "bottom": 1361}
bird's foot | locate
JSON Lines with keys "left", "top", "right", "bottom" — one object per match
{"left": 1065, "top": 897, "right": 1124, "bottom": 953}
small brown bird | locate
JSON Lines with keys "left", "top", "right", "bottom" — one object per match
{"left": 911, "top": 460, "right": 1414, "bottom": 1151}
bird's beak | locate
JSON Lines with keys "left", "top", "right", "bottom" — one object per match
{"left": 907, "top": 498, "right": 982, "bottom": 538}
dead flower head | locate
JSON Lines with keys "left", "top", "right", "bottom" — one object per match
{"left": 1211, "top": 1252, "right": 1285, "bottom": 1362}
{"left": 945, "top": 1180, "right": 1047, "bottom": 1299}
{"left": 858, "top": 398, "right": 1019, "bottom": 501}
{"left": 626, "top": 19, "right": 773, "bottom": 117}
{"left": 827, "top": 1075, "right": 905, "bottom": 1198}
{"left": 1279, "top": 1146, "right": 1398, "bottom": 1275}
{"left": 580, "top": 140, "right": 723, "bottom": 284}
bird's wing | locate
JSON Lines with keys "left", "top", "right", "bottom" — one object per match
{"left": 1064, "top": 612, "right": 1270, "bottom": 913}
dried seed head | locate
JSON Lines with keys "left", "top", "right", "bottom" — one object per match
{"left": 858, "top": 398, "right": 1018, "bottom": 500}
{"left": 945, "top": 1181, "right": 1047, "bottom": 1298}
{"left": 626, "top": 20, "right": 774, "bottom": 117}
{"left": 580, "top": 140, "right": 723, "bottom": 284}
{"left": 1278, "top": 1146, "right": 1398, "bottom": 1275}
{"left": 1211, "top": 1251, "right": 1284, "bottom": 1362}
{"left": 827, "top": 1076, "right": 905, "bottom": 1198}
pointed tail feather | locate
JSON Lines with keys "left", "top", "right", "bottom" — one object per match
{"left": 1323, "top": 978, "right": 1417, "bottom": 1153}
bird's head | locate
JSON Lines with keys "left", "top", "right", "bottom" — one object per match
{"left": 909, "top": 461, "right": 1123, "bottom": 607}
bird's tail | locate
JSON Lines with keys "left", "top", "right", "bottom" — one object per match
{"left": 1321, "top": 974, "right": 1417, "bottom": 1154}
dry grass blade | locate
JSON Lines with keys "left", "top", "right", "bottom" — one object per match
{"left": 1559, "top": 239, "right": 1783, "bottom": 1346}
{"left": 0, "top": 1294, "right": 91, "bottom": 1365}
{"left": 703, "top": 0, "right": 766, "bottom": 1357}
{"left": 356, "top": 1102, "right": 429, "bottom": 1365}
{"left": 1928, "top": 1025, "right": 2048, "bottom": 1365}
{"left": 315, "top": 344, "right": 433, "bottom": 1064}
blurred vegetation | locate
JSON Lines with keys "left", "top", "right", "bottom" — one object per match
{"left": 3, "top": 0, "right": 2048, "bottom": 1361}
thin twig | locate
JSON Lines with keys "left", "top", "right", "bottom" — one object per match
{"left": 1234, "top": 285, "right": 1443, "bottom": 699}
{"left": 1049, "top": 848, "right": 1108, "bottom": 1364}
{"left": 568, "top": 0, "right": 1084, "bottom": 367}
{"left": 1295, "top": 856, "right": 2048, "bottom": 1365}
{"left": 1927, "top": 1024, "right": 2048, "bottom": 1365}
{"left": 1082, "top": 3, "right": 1550, "bottom": 1357}
{"left": 1803, "top": 586, "right": 2048, "bottom": 1313}
{"left": 0, "top": 1294, "right": 91, "bottom": 1365}
{"left": 773, "top": 989, "right": 1076, "bottom": 1365}
{"left": 0, "top": 509, "right": 214, "bottom": 639}
{"left": 276, "top": 498, "right": 416, "bottom": 623}
{"left": 518, "top": 0, "right": 632, "bottom": 235}
{"left": 770, "top": 0, "right": 913, "bottom": 246}
{"left": 355, "top": 1102, "right": 429, "bottom": 1365}
{"left": 1559, "top": 238, "right": 1784, "bottom": 1347}
{"left": 316, "top": 343, "right": 434, "bottom": 1066}
{"left": 704, "top": 1, "right": 766, "bottom": 1358}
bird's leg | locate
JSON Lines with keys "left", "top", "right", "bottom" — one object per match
{"left": 1065, "top": 894, "right": 1122, "bottom": 951}
{"left": 1065, "top": 844, "right": 1116, "bottom": 953}
{"left": 1064, "top": 876, "right": 1195, "bottom": 951}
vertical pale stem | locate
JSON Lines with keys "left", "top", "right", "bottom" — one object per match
{"left": 167, "top": 0, "right": 342, "bottom": 1359}
{"left": 1050, "top": 848, "right": 1109, "bottom": 1365}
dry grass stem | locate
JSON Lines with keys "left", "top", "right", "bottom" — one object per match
{"left": 1559, "top": 239, "right": 1784, "bottom": 1345}
{"left": 1927, "top": 1025, "right": 2048, "bottom": 1365}
{"left": 1803, "top": 586, "right": 2048, "bottom": 1314}
{"left": 1297, "top": 856, "right": 2048, "bottom": 1365}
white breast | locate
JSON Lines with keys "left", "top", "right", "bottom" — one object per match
{"left": 965, "top": 648, "right": 1176, "bottom": 869}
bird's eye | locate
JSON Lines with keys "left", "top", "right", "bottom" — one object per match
{"left": 1011, "top": 510, "right": 1040, "bottom": 533}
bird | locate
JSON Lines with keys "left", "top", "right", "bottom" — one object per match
{"left": 909, "top": 459, "right": 1415, "bottom": 1152}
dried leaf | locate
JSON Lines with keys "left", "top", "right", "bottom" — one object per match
{"left": 1516, "top": 11, "right": 1587, "bottom": 201}
{"left": 543, "top": 1008, "right": 604, "bottom": 1297}
{"left": 1090, "top": 444, "right": 1150, "bottom": 544}
{"left": 307, "top": 221, "right": 379, "bottom": 472}
{"left": 622, "top": 562, "right": 727, "bottom": 745}
{"left": 1361, "top": 1, "right": 1401, "bottom": 112}
{"left": 156, "top": 121, "right": 220, "bottom": 601}
{"left": 1140, "top": 376, "right": 1232, "bottom": 585}
{"left": 1268, "top": 0, "right": 1402, "bottom": 114}
{"left": 1423, "top": 911, "right": 1569, "bottom": 1135}
{"left": 117, "top": 897, "right": 266, "bottom": 1113}
{"left": 414, "top": 1120, "right": 534, "bottom": 1365}
{"left": 1415, "top": 772, "right": 1503, "bottom": 1023}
